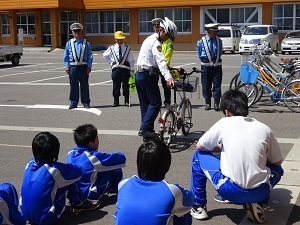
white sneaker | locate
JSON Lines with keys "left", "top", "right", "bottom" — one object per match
{"left": 190, "top": 205, "right": 209, "bottom": 220}
{"left": 243, "top": 203, "right": 265, "bottom": 224}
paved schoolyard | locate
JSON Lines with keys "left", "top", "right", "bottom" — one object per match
{"left": 0, "top": 50, "right": 299, "bottom": 224}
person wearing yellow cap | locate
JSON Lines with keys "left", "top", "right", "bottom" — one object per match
{"left": 103, "top": 31, "right": 135, "bottom": 107}
{"left": 63, "top": 22, "right": 93, "bottom": 109}
{"left": 197, "top": 23, "right": 223, "bottom": 111}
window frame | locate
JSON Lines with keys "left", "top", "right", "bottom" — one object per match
{"left": 273, "top": 3, "right": 300, "bottom": 31}
{"left": 85, "top": 10, "right": 130, "bottom": 35}
{"left": 1, "top": 13, "right": 10, "bottom": 36}
{"left": 200, "top": 4, "right": 262, "bottom": 33}
{"left": 16, "top": 12, "right": 35, "bottom": 36}
{"left": 138, "top": 7, "right": 192, "bottom": 34}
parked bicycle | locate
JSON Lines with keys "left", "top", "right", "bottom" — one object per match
{"left": 158, "top": 67, "right": 202, "bottom": 146}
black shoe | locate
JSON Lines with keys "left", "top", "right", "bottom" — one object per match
{"left": 83, "top": 104, "right": 90, "bottom": 109}
{"left": 205, "top": 104, "right": 211, "bottom": 110}
{"left": 214, "top": 104, "right": 220, "bottom": 111}
{"left": 69, "top": 105, "right": 77, "bottom": 109}
{"left": 113, "top": 98, "right": 119, "bottom": 107}
{"left": 124, "top": 100, "right": 130, "bottom": 107}
{"left": 72, "top": 200, "right": 101, "bottom": 213}
{"left": 138, "top": 130, "right": 156, "bottom": 138}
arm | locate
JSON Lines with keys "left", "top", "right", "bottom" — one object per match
{"left": 63, "top": 41, "right": 70, "bottom": 74}
{"left": 267, "top": 130, "right": 283, "bottom": 166}
{"left": 54, "top": 162, "right": 82, "bottom": 188}
{"left": 86, "top": 40, "right": 93, "bottom": 74}
{"left": 128, "top": 49, "right": 135, "bottom": 71}
{"left": 103, "top": 46, "right": 113, "bottom": 64}
{"left": 196, "top": 39, "right": 202, "bottom": 59}
{"left": 93, "top": 152, "right": 126, "bottom": 172}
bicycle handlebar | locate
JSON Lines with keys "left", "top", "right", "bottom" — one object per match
{"left": 170, "top": 67, "right": 203, "bottom": 78}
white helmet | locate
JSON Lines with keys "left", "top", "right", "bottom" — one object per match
{"left": 160, "top": 17, "right": 177, "bottom": 41}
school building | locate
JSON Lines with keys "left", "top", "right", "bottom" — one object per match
{"left": 0, "top": 0, "right": 299, "bottom": 50}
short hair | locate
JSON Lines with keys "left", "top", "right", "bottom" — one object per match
{"left": 32, "top": 132, "right": 60, "bottom": 162}
{"left": 137, "top": 139, "right": 171, "bottom": 181}
{"left": 220, "top": 89, "right": 249, "bottom": 116}
{"left": 73, "top": 124, "right": 98, "bottom": 146}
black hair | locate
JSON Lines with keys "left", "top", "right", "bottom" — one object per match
{"left": 220, "top": 89, "right": 249, "bottom": 116}
{"left": 137, "top": 139, "right": 171, "bottom": 181}
{"left": 73, "top": 124, "right": 98, "bottom": 146}
{"left": 32, "top": 132, "right": 60, "bottom": 162}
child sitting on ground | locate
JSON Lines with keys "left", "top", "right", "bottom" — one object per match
{"left": 0, "top": 182, "right": 26, "bottom": 225}
{"left": 114, "top": 139, "right": 194, "bottom": 225}
{"left": 67, "top": 124, "right": 126, "bottom": 202}
{"left": 20, "top": 132, "right": 100, "bottom": 225}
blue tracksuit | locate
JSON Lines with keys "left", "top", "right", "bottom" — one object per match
{"left": 0, "top": 183, "right": 26, "bottom": 225}
{"left": 67, "top": 146, "right": 126, "bottom": 200}
{"left": 114, "top": 175, "right": 194, "bottom": 225}
{"left": 20, "top": 160, "right": 84, "bottom": 225}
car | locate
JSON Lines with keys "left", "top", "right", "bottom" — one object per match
{"left": 239, "top": 25, "right": 279, "bottom": 54}
{"left": 0, "top": 45, "right": 23, "bottom": 66}
{"left": 281, "top": 31, "right": 300, "bottom": 55}
{"left": 218, "top": 25, "right": 242, "bottom": 54}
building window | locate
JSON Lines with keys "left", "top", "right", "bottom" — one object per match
{"left": 201, "top": 5, "right": 261, "bottom": 32}
{"left": 138, "top": 8, "right": 192, "bottom": 34}
{"left": 17, "top": 13, "right": 35, "bottom": 35}
{"left": 85, "top": 10, "right": 129, "bottom": 34}
{"left": 1, "top": 14, "right": 10, "bottom": 36}
{"left": 273, "top": 3, "right": 300, "bottom": 31}
{"left": 42, "top": 12, "right": 51, "bottom": 46}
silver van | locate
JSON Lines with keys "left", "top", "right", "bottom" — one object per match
{"left": 218, "top": 25, "right": 242, "bottom": 54}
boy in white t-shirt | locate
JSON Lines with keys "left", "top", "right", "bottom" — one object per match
{"left": 189, "top": 89, "right": 283, "bottom": 224}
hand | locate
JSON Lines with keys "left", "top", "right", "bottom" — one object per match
{"left": 66, "top": 68, "right": 70, "bottom": 74}
{"left": 167, "top": 78, "right": 174, "bottom": 88}
{"left": 87, "top": 67, "right": 91, "bottom": 74}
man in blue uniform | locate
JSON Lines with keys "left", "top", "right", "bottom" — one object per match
{"left": 63, "top": 22, "right": 93, "bottom": 109}
{"left": 197, "top": 23, "right": 223, "bottom": 111}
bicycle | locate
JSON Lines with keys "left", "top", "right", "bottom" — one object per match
{"left": 158, "top": 67, "right": 202, "bottom": 146}
{"left": 236, "top": 54, "right": 300, "bottom": 113}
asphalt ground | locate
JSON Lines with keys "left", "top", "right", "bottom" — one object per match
{"left": 0, "top": 50, "right": 299, "bottom": 225}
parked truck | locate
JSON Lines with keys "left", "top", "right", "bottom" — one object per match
{"left": 0, "top": 45, "right": 23, "bottom": 66}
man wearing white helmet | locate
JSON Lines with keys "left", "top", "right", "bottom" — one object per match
{"left": 151, "top": 17, "right": 174, "bottom": 107}
{"left": 63, "top": 22, "right": 93, "bottom": 109}
{"left": 136, "top": 17, "right": 177, "bottom": 140}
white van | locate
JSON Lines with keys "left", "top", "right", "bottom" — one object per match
{"left": 239, "top": 25, "right": 279, "bottom": 54}
{"left": 217, "top": 25, "right": 241, "bottom": 54}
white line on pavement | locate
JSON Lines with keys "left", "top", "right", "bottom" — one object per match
{"left": 0, "top": 67, "right": 65, "bottom": 78}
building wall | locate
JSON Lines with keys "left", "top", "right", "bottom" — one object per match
{"left": 0, "top": 0, "right": 295, "bottom": 50}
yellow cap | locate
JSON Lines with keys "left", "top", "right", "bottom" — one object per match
{"left": 114, "top": 31, "right": 126, "bottom": 39}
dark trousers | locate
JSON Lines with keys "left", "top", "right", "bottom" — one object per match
{"left": 69, "top": 65, "right": 90, "bottom": 106}
{"left": 201, "top": 65, "right": 223, "bottom": 104}
{"left": 136, "top": 71, "right": 162, "bottom": 132}
{"left": 159, "top": 73, "right": 171, "bottom": 105}
{"left": 111, "top": 67, "right": 130, "bottom": 101}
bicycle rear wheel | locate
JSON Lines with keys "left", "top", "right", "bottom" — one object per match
{"left": 159, "top": 110, "right": 175, "bottom": 146}
{"left": 236, "top": 83, "right": 258, "bottom": 106}
{"left": 182, "top": 100, "right": 192, "bottom": 135}
{"left": 282, "top": 80, "right": 300, "bottom": 113}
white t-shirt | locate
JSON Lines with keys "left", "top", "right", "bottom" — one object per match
{"left": 198, "top": 116, "right": 282, "bottom": 189}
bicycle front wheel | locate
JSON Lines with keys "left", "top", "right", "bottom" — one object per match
{"left": 236, "top": 83, "right": 258, "bottom": 106}
{"left": 159, "top": 110, "right": 175, "bottom": 146}
{"left": 282, "top": 80, "right": 300, "bottom": 113}
{"left": 182, "top": 100, "right": 192, "bottom": 135}
{"left": 229, "top": 73, "right": 242, "bottom": 90}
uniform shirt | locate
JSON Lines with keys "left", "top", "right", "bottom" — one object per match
{"left": 20, "top": 160, "right": 82, "bottom": 224}
{"left": 162, "top": 38, "right": 174, "bottom": 67}
{"left": 114, "top": 175, "right": 193, "bottom": 225}
{"left": 67, "top": 146, "right": 126, "bottom": 199}
{"left": 103, "top": 43, "right": 135, "bottom": 70}
{"left": 0, "top": 183, "right": 26, "bottom": 225}
{"left": 63, "top": 37, "right": 93, "bottom": 68}
{"left": 198, "top": 116, "right": 282, "bottom": 189}
{"left": 196, "top": 35, "right": 223, "bottom": 60}
{"left": 137, "top": 33, "right": 172, "bottom": 80}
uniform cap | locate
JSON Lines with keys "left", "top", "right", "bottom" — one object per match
{"left": 114, "top": 31, "right": 126, "bottom": 39}
{"left": 205, "top": 23, "right": 220, "bottom": 32}
{"left": 70, "top": 23, "right": 83, "bottom": 31}
{"left": 151, "top": 18, "right": 163, "bottom": 26}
